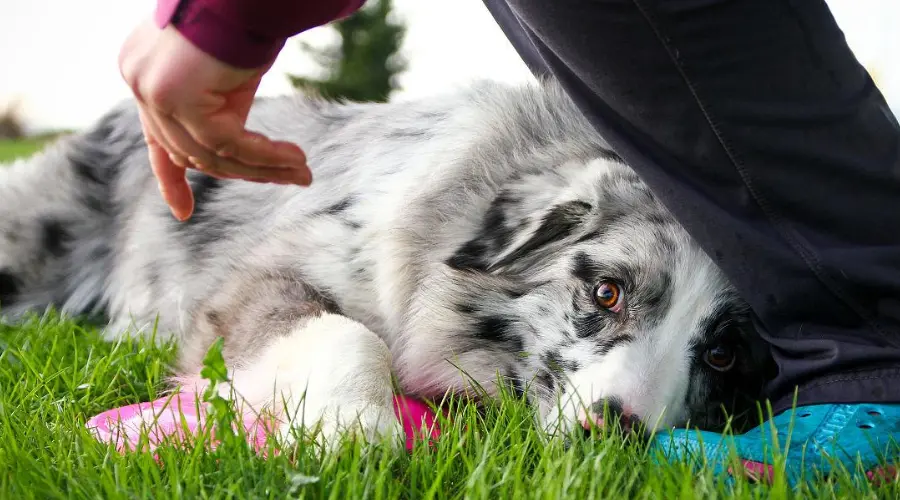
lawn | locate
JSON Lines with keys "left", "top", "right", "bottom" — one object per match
{"left": 0, "top": 141, "right": 897, "bottom": 498}
{"left": 0, "top": 312, "right": 897, "bottom": 499}
{"left": 0, "top": 137, "right": 55, "bottom": 162}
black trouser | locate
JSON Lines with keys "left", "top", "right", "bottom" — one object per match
{"left": 483, "top": 0, "right": 900, "bottom": 413}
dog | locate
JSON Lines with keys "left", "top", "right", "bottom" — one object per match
{"left": 0, "top": 78, "right": 773, "bottom": 445}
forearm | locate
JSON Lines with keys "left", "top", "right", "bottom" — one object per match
{"left": 155, "top": 0, "right": 366, "bottom": 69}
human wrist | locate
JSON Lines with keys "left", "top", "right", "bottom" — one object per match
{"left": 155, "top": 0, "right": 283, "bottom": 70}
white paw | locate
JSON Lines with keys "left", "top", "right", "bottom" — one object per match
{"left": 224, "top": 313, "right": 402, "bottom": 449}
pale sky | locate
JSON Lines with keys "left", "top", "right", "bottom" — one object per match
{"left": 0, "top": 0, "right": 897, "bottom": 133}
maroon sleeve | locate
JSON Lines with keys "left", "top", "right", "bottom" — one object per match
{"left": 155, "top": 0, "right": 366, "bottom": 69}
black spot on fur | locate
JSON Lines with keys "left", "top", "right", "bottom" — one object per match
{"left": 475, "top": 316, "right": 513, "bottom": 343}
{"left": 67, "top": 107, "right": 144, "bottom": 215}
{"left": 322, "top": 197, "right": 354, "bottom": 216}
{"left": 509, "top": 373, "right": 526, "bottom": 398}
{"left": 0, "top": 270, "right": 21, "bottom": 306}
{"left": 595, "top": 333, "right": 635, "bottom": 355}
{"left": 541, "top": 350, "right": 579, "bottom": 374}
{"left": 590, "top": 395, "right": 625, "bottom": 416}
{"left": 535, "top": 370, "right": 556, "bottom": 394}
{"left": 172, "top": 174, "right": 238, "bottom": 255}
{"left": 71, "top": 157, "right": 104, "bottom": 187}
{"left": 40, "top": 219, "right": 70, "bottom": 258}
{"left": 449, "top": 198, "right": 591, "bottom": 273}
{"left": 205, "top": 311, "right": 224, "bottom": 330}
{"left": 483, "top": 201, "right": 513, "bottom": 248}
{"left": 446, "top": 197, "right": 514, "bottom": 272}
{"left": 571, "top": 252, "right": 598, "bottom": 283}
{"left": 455, "top": 303, "right": 477, "bottom": 315}
{"left": 183, "top": 175, "right": 222, "bottom": 225}
{"left": 447, "top": 240, "right": 492, "bottom": 271}
{"left": 311, "top": 285, "right": 342, "bottom": 315}
{"left": 474, "top": 316, "right": 524, "bottom": 352}
{"left": 574, "top": 313, "right": 606, "bottom": 339}
{"left": 491, "top": 201, "right": 592, "bottom": 270}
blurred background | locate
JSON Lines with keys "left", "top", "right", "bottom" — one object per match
{"left": 0, "top": 0, "right": 897, "bottom": 155}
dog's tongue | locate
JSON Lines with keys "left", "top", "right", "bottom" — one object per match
{"left": 85, "top": 393, "right": 440, "bottom": 455}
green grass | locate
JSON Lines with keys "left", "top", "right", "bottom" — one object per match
{"left": 0, "top": 138, "right": 54, "bottom": 162}
{"left": 1, "top": 313, "right": 898, "bottom": 499}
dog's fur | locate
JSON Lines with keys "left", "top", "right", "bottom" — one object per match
{"left": 0, "top": 79, "right": 773, "bottom": 442}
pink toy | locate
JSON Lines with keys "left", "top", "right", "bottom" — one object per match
{"left": 86, "top": 393, "right": 440, "bottom": 455}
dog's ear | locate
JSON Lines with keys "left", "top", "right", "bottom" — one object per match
{"left": 446, "top": 194, "right": 592, "bottom": 274}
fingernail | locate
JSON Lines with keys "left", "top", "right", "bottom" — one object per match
{"left": 169, "top": 153, "right": 185, "bottom": 168}
{"left": 296, "top": 170, "right": 312, "bottom": 186}
{"left": 216, "top": 144, "right": 236, "bottom": 158}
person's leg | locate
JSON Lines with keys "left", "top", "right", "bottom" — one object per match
{"left": 483, "top": 0, "right": 900, "bottom": 483}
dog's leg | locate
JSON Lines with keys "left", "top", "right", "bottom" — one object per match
{"left": 227, "top": 313, "right": 400, "bottom": 448}
{"left": 173, "top": 267, "right": 401, "bottom": 449}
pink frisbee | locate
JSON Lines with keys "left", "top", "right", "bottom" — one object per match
{"left": 85, "top": 393, "right": 440, "bottom": 454}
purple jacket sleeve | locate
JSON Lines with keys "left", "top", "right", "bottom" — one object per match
{"left": 155, "top": 0, "right": 366, "bottom": 69}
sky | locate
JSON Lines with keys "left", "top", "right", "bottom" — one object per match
{"left": 0, "top": 0, "right": 897, "bottom": 133}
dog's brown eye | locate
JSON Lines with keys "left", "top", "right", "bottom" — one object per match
{"left": 593, "top": 281, "right": 623, "bottom": 311}
{"left": 703, "top": 345, "right": 736, "bottom": 372}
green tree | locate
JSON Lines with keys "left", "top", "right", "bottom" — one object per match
{"left": 290, "top": 0, "right": 407, "bottom": 103}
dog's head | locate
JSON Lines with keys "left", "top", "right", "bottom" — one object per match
{"left": 439, "top": 158, "right": 774, "bottom": 436}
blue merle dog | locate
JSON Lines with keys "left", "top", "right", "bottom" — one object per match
{"left": 0, "top": 78, "right": 773, "bottom": 444}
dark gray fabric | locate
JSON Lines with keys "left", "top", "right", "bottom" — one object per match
{"left": 482, "top": 0, "right": 900, "bottom": 412}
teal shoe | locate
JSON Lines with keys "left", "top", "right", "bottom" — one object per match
{"left": 650, "top": 404, "right": 900, "bottom": 487}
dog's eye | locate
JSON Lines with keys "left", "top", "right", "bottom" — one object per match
{"left": 703, "top": 344, "right": 736, "bottom": 372}
{"left": 593, "top": 281, "right": 623, "bottom": 311}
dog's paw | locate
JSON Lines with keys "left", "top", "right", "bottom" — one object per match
{"left": 225, "top": 313, "right": 403, "bottom": 450}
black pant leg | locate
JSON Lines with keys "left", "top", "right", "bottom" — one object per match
{"left": 483, "top": 0, "right": 900, "bottom": 411}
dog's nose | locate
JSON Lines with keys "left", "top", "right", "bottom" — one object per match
{"left": 580, "top": 397, "right": 644, "bottom": 437}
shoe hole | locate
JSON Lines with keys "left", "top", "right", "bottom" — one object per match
{"left": 858, "top": 423, "right": 875, "bottom": 430}
{"left": 867, "top": 410, "right": 882, "bottom": 417}
{"left": 798, "top": 412, "right": 812, "bottom": 418}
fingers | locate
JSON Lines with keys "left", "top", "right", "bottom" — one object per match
{"left": 141, "top": 87, "right": 312, "bottom": 185}
{"left": 156, "top": 112, "right": 312, "bottom": 185}
{"left": 139, "top": 108, "right": 195, "bottom": 221}
{"left": 149, "top": 140, "right": 195, "bottom": 222}
{"left": 177, "top": 105, "right": 311, "bottom": 178}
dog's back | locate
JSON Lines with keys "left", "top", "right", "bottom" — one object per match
{"left": 0, "top": 80, "right": 611, "bottom": 337}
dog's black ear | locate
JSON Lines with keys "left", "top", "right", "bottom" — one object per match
{"left": 446, "top": 195, "right": 592, "bottom": 273}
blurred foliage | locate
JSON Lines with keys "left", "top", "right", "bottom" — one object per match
{"left": 289, "top": 0, "right": 407, "bottom": 103}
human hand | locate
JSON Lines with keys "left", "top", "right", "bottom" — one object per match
{"left": 119, "top": 19, "right": 311, "bottom": 221}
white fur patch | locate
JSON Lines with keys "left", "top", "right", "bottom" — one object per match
{"left": 183, "top": 314, "right": 402, "bottom": 449}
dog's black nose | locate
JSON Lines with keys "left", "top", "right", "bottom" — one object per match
{"left": 581, "top": 397, "right": 647, "bottom": 439}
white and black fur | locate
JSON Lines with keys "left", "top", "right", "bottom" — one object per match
{"left": 0, "top": 79, "right": 773, "bottom": 443}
